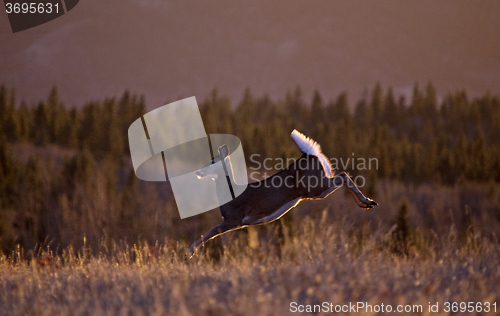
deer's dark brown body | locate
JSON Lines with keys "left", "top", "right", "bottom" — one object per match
{"left": 185, "top": 131, "right": 377, "bottom": 259}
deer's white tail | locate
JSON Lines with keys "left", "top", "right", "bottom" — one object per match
{"left": 291, "top": 129, "right": 333, "bottom": 178}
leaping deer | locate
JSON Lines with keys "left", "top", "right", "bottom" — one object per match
{"left": 185, "top": 129, "right": 378, "bottom": 259}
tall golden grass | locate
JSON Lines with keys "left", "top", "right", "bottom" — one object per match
{"left": 1, "top": 180, "right": 499, "bottom": 315}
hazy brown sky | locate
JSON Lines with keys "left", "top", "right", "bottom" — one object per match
{"left": 1, "top": 0, "right": 499, "bottom": 108}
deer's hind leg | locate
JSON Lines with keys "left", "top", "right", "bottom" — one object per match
{"left": 310, "top": 180, "right": 342, "bottom": 200}
{"left": 336, "top": 172, "right": 377, "bottom": 209}
{"left": 242, "top": 198, "right": 303, "bottom": 225}
{"left": 185, "top": 221, "right": 242, "bottom": 260}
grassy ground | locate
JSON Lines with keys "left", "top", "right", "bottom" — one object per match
{"left": 0, "top": 213, "right": 499, "bottom": 315}
{"left": 1, "top": 180, "right": 500, "bottom": 315}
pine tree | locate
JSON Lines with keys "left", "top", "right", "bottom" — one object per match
{"left": 79, "top": 101, "right": 104, "bottom": 155}
{"left": 0, "top": 137, "right": 20, "bottom": 205}
{"left": 47, "top": 86, "right": 67, "bottom": 144}
{"left": 0, "top": 85, "right": 7, "bottom": 138}
{"left": 104, "top": 99, "right": 124, "bottom": 162}
{"left": 438, "top": 147, "right": 456, "bottom": 185}
{"left": 354, "top": 98, "right": 368, "bottom": 132}
{"left": 2, "top": 88, "right": 19, "bottom": 141}
{"left": 235, "top": 88, "right": 256, "bottom": 133}
{"left": 383, "top": 87, "right": 398, "bottom": 128}
{"left": 200, "top": 88, "right": 225, "bottom": 133}
{"left": 17, "top": 101, "right": 30, "bottom": 142}
{"left": 369, "top": 82, "right": 383, "bottom": 122}
{"left": 409, "top": 83, "right": 425, "bottom": 117}
{"left": 396, "top": 96, "right": 407, "bottom": 134}
{"left": 61, "top": 146, "right": 97, "bottom": 190}
{"left": 469, "top": 126, "right": 490, "bottom": 181}
{"left": 310, "top": 90, "right": 324, "bottom": 124}
{"left": 424, "top": 82, "right": 438, "bottom": 121}
{"left": 60, "top": 107, "right": 79, "bottom": 148}
{"left": 285, "top": 86, "right": 305, "bottom": 128}
{"left": 33, "top": 101, "right": 50, "bottom": 145}
{"left": 391, "top": 200, "right": 413, "bottom": 256}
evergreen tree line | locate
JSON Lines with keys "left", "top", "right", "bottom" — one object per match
{"left": 201, "top": 83, "right": 500, "bottom": 185}
{"left": 0, "top": 83, "right": 499, "bottom": 253}
{"left": 0, "top": 85, "right": 145, "bottom": 159}
{"left": 1, "top": 83, "right": 500, "bottom": 186}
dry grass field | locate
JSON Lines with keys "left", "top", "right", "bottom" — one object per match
{"left": 1, "top": 181, "right": 499, "bottom": 316}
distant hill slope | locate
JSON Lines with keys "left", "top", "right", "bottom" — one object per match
{"left": 1, "top": 0, "right": 500, "bottom": 107}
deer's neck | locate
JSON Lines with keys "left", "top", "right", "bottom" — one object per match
{"left": 221, "top": 159, "right": 237, "bottom": 185}
{"left": 214, "top": 158, "right": 238, "bottom": 203}
{"left": 214, "top": 174, "right": 235, "bottom": 203}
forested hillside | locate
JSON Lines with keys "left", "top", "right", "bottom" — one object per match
{"left": 0, "top": 83, "right": 499, "bottom": 253}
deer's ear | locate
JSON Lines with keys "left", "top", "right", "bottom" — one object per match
{"left": 218, "top": 145, "right": 229, "bottom": 158}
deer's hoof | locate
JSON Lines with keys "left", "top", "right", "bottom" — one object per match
{"left": 185, "top": 248, "right": 195, "bottom": 260}
{"left": 363, "top": 199, "right": 378, "bottom": 209}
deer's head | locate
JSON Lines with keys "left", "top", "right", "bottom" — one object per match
{"left": 196, "top": 145, "right": 230, "bottom": 180}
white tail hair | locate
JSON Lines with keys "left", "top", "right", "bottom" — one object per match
{"left": 291, "top": 129, "right": 333, "bottom": 178}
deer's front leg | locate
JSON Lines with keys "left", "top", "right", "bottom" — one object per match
{"left": 185, "top": 222, "right": 240, "bottom": 260}
{"left": 336, "top": 172, "right": 378, "bottom": 209}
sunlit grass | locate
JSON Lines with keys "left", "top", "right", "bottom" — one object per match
{"left": 1, "top": 211, "right": 499, "bottom": 316}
